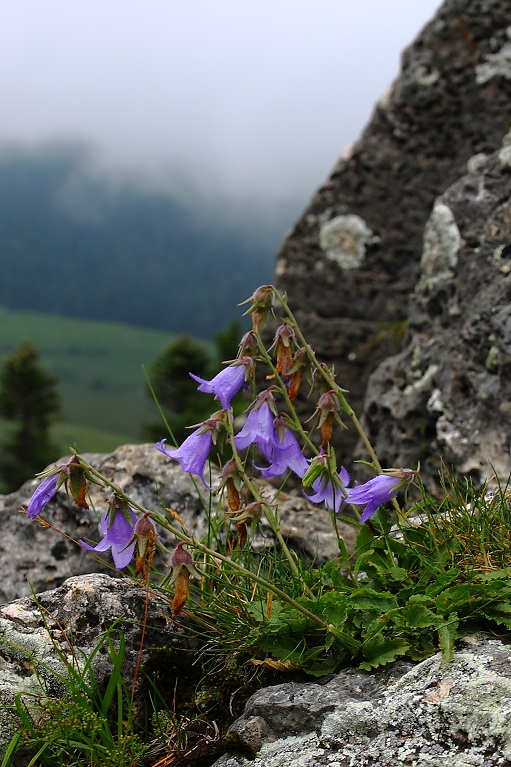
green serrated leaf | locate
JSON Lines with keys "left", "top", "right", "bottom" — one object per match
{"left": 387, "top": 566, "right": 409, "bottom": 582}
{"left": 482, "top": 602, "right": 511, "bottom": 629}
{"left": 438, "top": 612, "right": 459, "bottom": 662}
{"left": 405, "top": 603, "right": 439, "bottom": 628}
{"left": 475, "top": 568, "right": 511, "bottom": 582}
{"left": 350, "top": 588, "right": 398, "bottom": 613}
{"left": 360, "top": 634, "right": 410, "bottom": 669}
{"left": 315, "top": 591, "right": 348, "bottom": 630}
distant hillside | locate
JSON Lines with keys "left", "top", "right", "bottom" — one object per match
{"left": 0, "top": 307, "right": 176, "bottom": 453}
{"left": 0, "top": 143, "right": 288, "bottom": 338}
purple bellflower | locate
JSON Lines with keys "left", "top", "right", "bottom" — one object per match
{"left": 305, "top": 466, "right": 350, "bottom": 514}
{"left": 81, "top": 505, "right": 137, "bottom": 570}
{"left": 234, "top": 390, "right": 277, "bottom": 460}
{"left": 190, "top": 357, "right": 253, "bottom": 410}
{"left": 157, "top": 411, "right": 227, "bottom": 486}
{"left": 26, "top": 473, "right": 60, "bottom": 519}
{"left": 348, "top": 468, "right": 417, "bottom": 523}
{"left": 255, "top": 417, "right": 310, "bottom": 479}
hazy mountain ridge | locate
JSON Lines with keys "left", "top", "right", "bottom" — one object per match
{"left": 0, "top": 142, "right": 289, "bottom": 338}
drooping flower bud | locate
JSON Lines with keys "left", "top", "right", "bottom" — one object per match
{"left": 286, "top": 347, "right": 309, "bottom": 405}
{"left": 169, "top": 542, "right": 200, "bottom": 617}
{"left": 269, "top": 323, "right": 296, "bottom": 379}
{"left": 238, "top": 330, "right": 259, "bottom": 358}
{"left": 313, "top": 390, "right": 346, "bottom": 450}
{"left": 240, "top": 285, "right": 275, "bottom": 331}
{"left": 133, "top": 512, "right": 157, "bottom": 580}
{"left": 221, "top": 459, "right": 243, "bottom": 512}
{"left": 68, "top": 455, "right": 90, "bottom": 509}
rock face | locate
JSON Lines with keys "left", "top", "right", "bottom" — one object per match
{"left": 363, "top": 132, "right": 511, "bottom": 488}
{"left": 0, "top": 572, "right": 176, "bottom": 765}
{"left": 0, "top": 443, "right": 351, "bottom": 604}
{"left": 275, "top": 0, "right": 511, "bottom": 461}
{"left": 213, "top": 634, "right": 511, "bottom": 767}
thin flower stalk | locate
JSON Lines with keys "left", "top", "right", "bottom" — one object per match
{"left": 251, "top": 329, "right": 318, "bottom": 457}
{"left": 225, "top": 422, "right": 309, "bottom": 588}
{"left": 272, "top": 289, "right": 384, "bottom": 474}
{"left": 76, "top": 458, "right": 336, "bottom": 634}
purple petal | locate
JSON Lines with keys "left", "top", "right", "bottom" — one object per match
{"left": 348, "top": 474, "right": 400, "bottom": 523}
{"left": 79, "top": 509, "right": 137, "bottom": 570}
{"left": 256, "top": 428, "right": 310, "bottom": 479}
{"left": 191, "top": 364, "right": 247, "bottom": 410}
{"left": 234, "top": 403, "right": 275, "bottom": 455}
{"left": 157, "top": 428, "right": 213, "bottom": 484}
{"left": 27, "top": 474, "right": 60, "bottom": 519}
{"left": 111, "top": 540, "right": 137, "bottom": 570}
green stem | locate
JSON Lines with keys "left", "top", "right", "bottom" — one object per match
{"left": 273, "top": 290, "right": 383, "bottom": 471}
{"left": 79, "top": 458, "right": 329, "bottom": 631}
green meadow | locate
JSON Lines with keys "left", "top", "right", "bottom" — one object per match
{"left": 0, "top": 306, "right": 185, "bottom": 454}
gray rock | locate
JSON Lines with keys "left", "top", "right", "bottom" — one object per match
{"left": 213, "top": 634, "right": 511, "bottom": 766}
{"left": 274, "top": 0, "right": 511, "bottom": 463}
{"left": 0, "top": 443, "right": 352, "bottom": 603}
{"left": 0, "top": 572, "right": 176, "bottom": 764}
{"left": 363, "top": 131, "right": 511, "bottom": 489}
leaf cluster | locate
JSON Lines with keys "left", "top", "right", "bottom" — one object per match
{"left": 186, "top": 477, "right": 511, "bottom": 676}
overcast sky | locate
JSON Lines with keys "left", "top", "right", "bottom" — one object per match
{"left": 2, "top": 1, "right": 442, "bottom": 216}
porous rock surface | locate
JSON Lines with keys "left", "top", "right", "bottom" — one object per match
{"left": 275, "top": 0, "right": 511, "bottom": 462}
{"left": 0, "top": 443, "right": 351, "bottom": 603}
{"left": 363, "top": 130, "right": 511, "bottom": 488}
{"left": 0, "top": 572, "right": 176, "bottom": 764}
{"left": 213, "top": 634, "right": 511, "bottom": 767}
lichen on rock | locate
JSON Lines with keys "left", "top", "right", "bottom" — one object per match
{"left": 419, "top": 201, "right": 461, "bottom": 290}
{"left": 318, "top": 214, "right": 379, "bottom": 270}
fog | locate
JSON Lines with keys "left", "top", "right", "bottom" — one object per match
{"left": 2, "top": 1, "right": 442, "bottom": 218}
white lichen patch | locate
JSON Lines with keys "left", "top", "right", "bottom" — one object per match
{"left": 404, "top": 364, "right": 439, "bottom": 396}
{"left": 419, "top": 202, "right": 461, "bottom": 289}
{"left": 319, "top": 214, "right": 379, "bottom": 269}
{"left": 498, "top": 143, "right": 511, "bottom": 169}
{"left": 466, "top": 153, "right": 488, "bottom": 174}
{"left": 475, "top": 28, "right": 511, "bottom": 84}
{"left": 414, "top": 64, "right": 440, "bottom": 86}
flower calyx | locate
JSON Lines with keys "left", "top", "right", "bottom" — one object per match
{"left": 240, "top": 285, "right": 275, "bottom": 331}
{"left": 169, "top": 541, "right": 201, "bottom": 617}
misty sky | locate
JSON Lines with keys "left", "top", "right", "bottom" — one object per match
{"left": 2, "top": 1, "right": 442, "bottom": 216}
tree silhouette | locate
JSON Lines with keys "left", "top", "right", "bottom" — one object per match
{"left": 0, "top": 341, "right": 61, "bottom": 492}
{"left": 144, "top": 335, "right": 213, "bottom": 444}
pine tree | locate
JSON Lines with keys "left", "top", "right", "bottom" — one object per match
{"left": 0, "top": 341, "right": 61, "bottom": 492}
{"left": 144, "top": 335, "right": 213, "bottom": 444}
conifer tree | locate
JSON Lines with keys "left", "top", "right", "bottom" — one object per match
{"left": 144, "top": 335, "right": 213, "bottom": 444}
{"left": 0, "top": 341, "right": 61, "bottom": 492}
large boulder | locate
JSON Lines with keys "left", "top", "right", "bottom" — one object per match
{"left": 0, "top": 572, "right": 176, "bottom": 765}
{"left": 274, "top": 0, "right": 511, "bottom": 462}
{"left": 363, "top": 131, "right": 511, "bottom": 488}
{"left": 213, "top": 634, "right": 511, "bottom": 766}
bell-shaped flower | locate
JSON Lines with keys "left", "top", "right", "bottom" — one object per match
{"left": 255, "top": 417, "right": 309, "bottom": 479}
{"left": 26, "top": 473, "right": 60, "bottom": 519}
{"left": 26, "top": 456, "right": 82, "bottom": 519}
{"left": 80, "top": 499, "right": 137, "bottom": 570}
{"left": 190, "top": 357, "right": 253, "bottom": 410}
{"left": 305, "top": 465, "right": 350, "bottom": 514}
{"left": 156, "top": 411, "right": 227, "bottom": 486}
{"left": 348, "top": 468, "right": 417, "bottom": 523}
{"left": 234, "top": 389, "right": 277, "bottom": 460}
